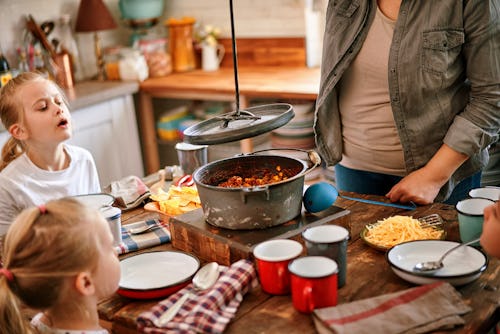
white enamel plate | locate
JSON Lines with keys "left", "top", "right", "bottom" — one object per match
{"left": 386, "top": 240, "right": 487, "bottom": 286}
{"left": 118, "top": 251, "right": 200, "bottom": 299}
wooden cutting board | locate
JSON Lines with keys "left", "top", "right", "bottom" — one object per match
{"left": 169, "top": 206, "right": 350, "bottom": 265}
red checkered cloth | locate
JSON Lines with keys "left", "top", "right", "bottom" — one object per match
{"left": 137, "top": 259, "right": 257, "bottom": 334}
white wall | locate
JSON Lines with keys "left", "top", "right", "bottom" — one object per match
{"left": 0, "top": 0, "right": 326, "bottom": 80}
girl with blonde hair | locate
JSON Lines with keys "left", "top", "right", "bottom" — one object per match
{"left": 0, "top": 72, "right": 100, "bottom": 235}
{"left": 0, "top": 197, "right": 120, "bottom": 334}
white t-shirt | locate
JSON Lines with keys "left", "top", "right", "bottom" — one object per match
{"left": 0, "top": 144, "right": 101, "bottom": 235}
{"left": 31, "top": 313, "right": 109, "bottom": 334}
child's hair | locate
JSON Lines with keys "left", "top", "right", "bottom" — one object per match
{"left": 0, "top": 72, "right": 66, "bottom": 172}
{"left": 0, "top": 197, "right": 103, "bottom": 334}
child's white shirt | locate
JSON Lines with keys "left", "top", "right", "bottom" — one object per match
{"left": 0, "top": 144, "right": 100, "bottom": 235}
{"left": 31, "top": 313, "right": 109, "bottom": 334}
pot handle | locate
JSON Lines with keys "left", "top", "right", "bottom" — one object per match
{"left": 246, "top": 149, "right": 321, "bottom": 180}
{"left": 240, "top": 186, "right": 270, "bottom": 203}
{"left": 246, "top": 148, "right": 322, "bottom": 170}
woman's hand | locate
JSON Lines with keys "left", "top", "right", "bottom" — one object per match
{"left": 386, "top": 167, "right": 443, "bottom": 205}
{"left": 386, "top": 144, "right": 469, "bottom": 204}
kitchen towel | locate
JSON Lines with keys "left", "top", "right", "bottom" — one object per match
{"left": 137, "top": 259, "right": 257, "bottom": 334}
{"left": 313, "top": 282, "right": 471, "bottom": 334}
{"left": 105, "top": 175, "right": 150, "bottom": 211}
{"left": 116, "top": 219, "right": 170, "bottom": 255}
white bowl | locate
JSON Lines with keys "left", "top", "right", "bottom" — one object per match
{"left": 386, "top": 240, "right": 487, "bottom": 286}
{"left": 469, "top": 187, "right": 500, "bottom": 201}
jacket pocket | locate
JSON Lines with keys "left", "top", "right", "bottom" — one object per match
{"left": 421, "top": 29, "right": 464, "bottom": 74}
{"left": 335, "top": 0, "right": 359, "bottom": 17}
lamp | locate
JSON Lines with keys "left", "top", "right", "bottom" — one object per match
{"left": 75, "top": 0, "right": 117, "bottom": 80}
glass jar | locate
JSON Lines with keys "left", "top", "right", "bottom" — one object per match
{"left": 166, "top": 17, "right": 196, "bottom": 72}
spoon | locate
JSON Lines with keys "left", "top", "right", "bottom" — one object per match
{"left": 153, "top": 262, "right": 220, "bottom": 326}
{"left": 413, "top": 238, "right": 481, "bottom": 274}
{"left": 303, "top": 182, "right": 417, "bottom": 213}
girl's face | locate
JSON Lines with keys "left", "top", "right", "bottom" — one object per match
{"left": 480, "top": 201, "right": 500, "bottom": 258}
{"left": 92, "top": 215, "right": 121, "bottom": 299}
{"left": 16, "top": 79, "right": 72, "bottom": 146}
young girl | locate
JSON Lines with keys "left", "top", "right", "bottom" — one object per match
{"left": 480, "top": 200, "right": 500, "bottom": 259}
{"left": 0, "top": 197, "right": 120, "bottom": 334}
{"left": 0, "top": 72, "right": 100, "bottom": 236}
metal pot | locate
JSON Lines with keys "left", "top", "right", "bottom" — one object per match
{"left": 193, "top": 149, "right": 320, "bottom": 230}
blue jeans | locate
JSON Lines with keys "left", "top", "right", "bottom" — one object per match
{"left": 334, "top": 164, "right": 481, "bottom": 206}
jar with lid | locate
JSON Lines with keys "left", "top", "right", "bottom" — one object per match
{"left": 165, "top": 17, "right": 196, "bottom": 72}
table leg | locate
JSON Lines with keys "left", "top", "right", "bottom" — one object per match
{"left": 139, "top": 92, "right": 160, "bottom": 174}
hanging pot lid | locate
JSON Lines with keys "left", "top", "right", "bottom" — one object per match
{"left": 182, "top": 103, "right": 295, "bottom": 145}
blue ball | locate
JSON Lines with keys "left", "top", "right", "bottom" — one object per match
{"left": 303, "top": 182, "right": 338, "bottom": 213}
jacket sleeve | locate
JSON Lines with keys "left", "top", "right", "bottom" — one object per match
{"left": 444, "top": 0, "right": 500, "bottom": 156}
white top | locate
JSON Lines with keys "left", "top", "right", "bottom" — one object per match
{"left": 0, "top": 144, "right": 100, "bottom": 235}
{"left": 31, "top": 313, "right": 109, "bottom": 334}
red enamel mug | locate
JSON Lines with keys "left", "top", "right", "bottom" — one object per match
{"left": 253, "top": 239, "right": 303, "bottom": 295}
{"left": 289, "top": 256, "right": 338, "bottom": 313}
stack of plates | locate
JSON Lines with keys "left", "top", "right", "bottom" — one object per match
{"left": 271, "top": 103, "right": 315, "bottom": 149}
{"left": 386, "top": 240, "right": 488, "bottom": 286}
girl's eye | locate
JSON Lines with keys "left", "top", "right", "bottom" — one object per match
{"left": 37, "top": 103, "right": 48, "bottom": 111}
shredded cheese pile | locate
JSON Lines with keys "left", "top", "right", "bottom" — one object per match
{"left": 364, "top": 215, "right": 444, "bottom": 249}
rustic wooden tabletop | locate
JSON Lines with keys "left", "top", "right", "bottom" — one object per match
{"left": 98, "top": 193, "right": 500, "bottom": 333}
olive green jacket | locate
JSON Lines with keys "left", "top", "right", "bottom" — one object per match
{"left": 314, "top": 0, "right": 500, "bottom": 201}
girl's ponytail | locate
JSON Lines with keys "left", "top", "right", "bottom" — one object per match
{"left": 0, "top": 274, "right": 35, "bottom": 334}
{"left": 0, "top": 136, "right": 24, "bottom": 172}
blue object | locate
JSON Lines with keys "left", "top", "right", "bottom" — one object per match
{"left": 303, "top": 182, "right": 338, "bottom": 213}
{"left": 303, "top": 182, "right": 416, "bottom": 213}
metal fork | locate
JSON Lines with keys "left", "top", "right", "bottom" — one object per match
{"left": 418, "top": 214, "right": 444, "bottom": 228}
{"left": 128, "top": 222, "right": 165, "bottom": 235}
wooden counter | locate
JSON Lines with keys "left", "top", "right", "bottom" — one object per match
{"left": 98, "top": 194, "right": 500, "bottom": 333}
{"left": 138, "top": 66, "right": 320, "bottom": 174}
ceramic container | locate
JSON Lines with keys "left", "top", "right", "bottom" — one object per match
{"left": 456, "top": 198, "right": 495, "bottom": 244}
{"left": 468, "top": 187, "right": 500, "bottom": 201}
{"left": 302, "top": 225, "right": 349, "bottom": 287}
{"left": 253, "top": 239, "right": 303, "bottom": 295}
{"left": 288, "top": 256, "right": 338, "bottom": 313}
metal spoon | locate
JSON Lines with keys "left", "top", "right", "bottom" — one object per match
{"left": 153, "top": 262, "right": 220, "bottom": 326}
{"left": 413, "top": 238, "right": 481, "bottom": 274}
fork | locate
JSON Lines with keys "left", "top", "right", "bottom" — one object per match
{"left": 128, "top": 222, "right": 165, "bottom": 235}
{"left": 418, "top": 214, "right": 444, "bottom": 228}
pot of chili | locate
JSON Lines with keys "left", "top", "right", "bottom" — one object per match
{"left": 193, "top": 149, "right": 321, "bottom": 230}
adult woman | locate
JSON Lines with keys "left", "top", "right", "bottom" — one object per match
{"left": 314, "top": 0, "right": 499, "bottom": 205}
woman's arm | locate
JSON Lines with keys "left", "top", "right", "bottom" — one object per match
{"left": 386, "top": 144, "right": 468, "bottom": 204}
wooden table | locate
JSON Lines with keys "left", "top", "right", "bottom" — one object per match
{"left": 138, "top": 66, "right": 321, "bottom": 174}
{"left": 98, "top": 194, "right": 500, "bottom": 333}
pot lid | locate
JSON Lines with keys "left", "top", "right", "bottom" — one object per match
{"left": 183, "top": 103, "right": 295, "bottom": 145}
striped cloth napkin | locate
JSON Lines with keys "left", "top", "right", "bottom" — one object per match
{"left": 115, "top": 219, "right": 171, "bottom": 255}
{"left": 313, "top": 282, "right": 471, "bottom": 334}
{"left": 137, "top": 259, "right": 257, "bottom": 334}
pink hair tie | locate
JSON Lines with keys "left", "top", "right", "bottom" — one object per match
{"left": 0, "top": 268, "right": 13, "bottom": 282}
{"left": 38, "top": 204, "right": 47, "bottom": 214}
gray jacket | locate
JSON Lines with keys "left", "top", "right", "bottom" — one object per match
{"left": 314, "top": 0, "right": 500, "bottom": 201}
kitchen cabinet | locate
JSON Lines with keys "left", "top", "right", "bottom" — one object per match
{"left": 0, "top": 81, "right": 144, "bottom": 188}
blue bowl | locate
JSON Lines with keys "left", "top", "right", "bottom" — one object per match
{"left": 119, "top": 0, "right": 164, "bottom": 20}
